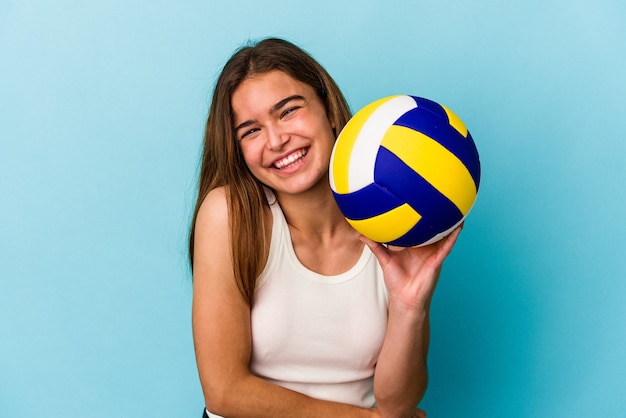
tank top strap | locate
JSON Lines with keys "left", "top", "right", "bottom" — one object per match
{"left": 256, "top": 190, "right": 287, "bottom": 289}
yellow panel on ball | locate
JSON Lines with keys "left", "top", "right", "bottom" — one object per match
{"left": 441, "top": 104, "right": 468, "bottom": 138}
{"left": 346, "top": 203, "right": 421, "bottom": 243}
{"left": 380, "top": 125, "right": 477, "bottom": 215}
{"left": 331, "top": 96, "right": 398, "bottom": 194}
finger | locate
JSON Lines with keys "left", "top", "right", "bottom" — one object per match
{"left": 359, "top": 235, "right": 392, "bottom": 267}
{"left": 443, "top": 224, "right": 461, "bottom": 246}
{"left": 435, "top": 225, "right": 463, "bottom": 260}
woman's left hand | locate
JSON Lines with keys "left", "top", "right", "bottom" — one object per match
{"left": 361, "top": 225, "right": 462, "bottom": 311}
{"left": 414, "top": 408, "right": 427, "bottom": 418}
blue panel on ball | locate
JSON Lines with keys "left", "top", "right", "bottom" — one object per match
{"left": 332, "top": 183, "right": 406, "bottom": 220}
{"left": 393, "top": 104, "right": 481, "bottom": 189}
{"left": 375, "top": 147, "right": 464, "bottom": 246}
{"left": 412, "top": 96, "right": 448, "bottom": 120}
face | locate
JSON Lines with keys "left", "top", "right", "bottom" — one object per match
{"left": 231, "top": 70, "right": 336, "bottom": 196}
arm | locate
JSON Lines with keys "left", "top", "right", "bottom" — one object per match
{"left": 362, "top": 227, "right": 462, "bottom": 418}
{"left": 192, "top": 187, "right": 378, "bottom": 418}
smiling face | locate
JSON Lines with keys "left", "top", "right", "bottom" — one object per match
{"left": 231, "top": 70, "right": 337, "bottom": 196}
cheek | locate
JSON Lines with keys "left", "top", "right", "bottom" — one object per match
{"left": 240, "top": 140, "right": 265, "bottom": 168}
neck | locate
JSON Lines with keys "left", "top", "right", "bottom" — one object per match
{"left": 274, "top": 182, "right": 364, "bottom": 276}
{"left": 274, "top": 182, "right": 350, "bottom": 239}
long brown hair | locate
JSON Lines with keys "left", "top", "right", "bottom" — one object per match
{"left": 189, "top": 38, "right": 351, "bottom": 304}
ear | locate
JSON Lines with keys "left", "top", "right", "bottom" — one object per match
{"left": 328, "top": 115, "right": 337, "bottom": 133}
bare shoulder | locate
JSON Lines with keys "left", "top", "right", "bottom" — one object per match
{"left": 193, "top": 186, "right": 233, "bottom": 276}
{"left": 196, "top": 186, "right": 229, "bottom": 228}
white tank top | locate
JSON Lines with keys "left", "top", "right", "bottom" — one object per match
{"left": 204, "top": 198, "right": 389, "bottom": 418}
{"left": 250, "top": 198, "right": 389, "bottom": 407}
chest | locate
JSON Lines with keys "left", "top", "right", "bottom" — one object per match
{"left": 250, "top": 258, "right": 388, "bottom": 372}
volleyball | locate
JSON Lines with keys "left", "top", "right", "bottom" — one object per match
{"left": 329, "top": 95, "right": 481, "bottom": 247}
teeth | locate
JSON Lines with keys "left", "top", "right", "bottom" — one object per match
{"left": 274, "top": 149, "right": 307, "bottom": 169}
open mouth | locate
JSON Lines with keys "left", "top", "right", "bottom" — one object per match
{"left": 273, "top": 148, "right": 308, "bottom": 169}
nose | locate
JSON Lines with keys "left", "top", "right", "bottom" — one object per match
{"left": 266, "top": 125, "right": 289, "bottom": 151}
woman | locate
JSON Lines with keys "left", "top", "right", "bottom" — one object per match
{"left": 190, "top": 38, "right": 461, "bottom": 418}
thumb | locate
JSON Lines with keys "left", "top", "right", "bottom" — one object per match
{"left": 359, "top": 235, "right": 392, "bottom": 268}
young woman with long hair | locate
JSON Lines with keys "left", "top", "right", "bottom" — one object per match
{"left": 190, "top": 38, "right": 461, "bottom": 418}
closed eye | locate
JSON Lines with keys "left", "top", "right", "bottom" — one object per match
{"left": 281, "top": 106, "right": 301, "bottom": 119}
{"left": 240, "top": 127, "right": 260, "bottom": 140}
{"left": 234, "top": 119, "right": 260, "bottom": 140}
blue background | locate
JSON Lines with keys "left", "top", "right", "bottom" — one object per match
{"left": 1, "top": 1, "right": 625, "bottom": 416}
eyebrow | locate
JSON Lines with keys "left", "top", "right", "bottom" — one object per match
{"left": 270, "top": 94, "right": 305, "bottom": 114}
{"left": 234, "top": 95, "right": 306, "bottom": 133}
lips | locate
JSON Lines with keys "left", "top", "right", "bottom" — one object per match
{"left": 273, "top": 148, "right": 308, "bottom": 169}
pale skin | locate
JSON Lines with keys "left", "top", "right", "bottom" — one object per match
{"left": 192, "top": 70, "right": 460, "bottom": 418}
